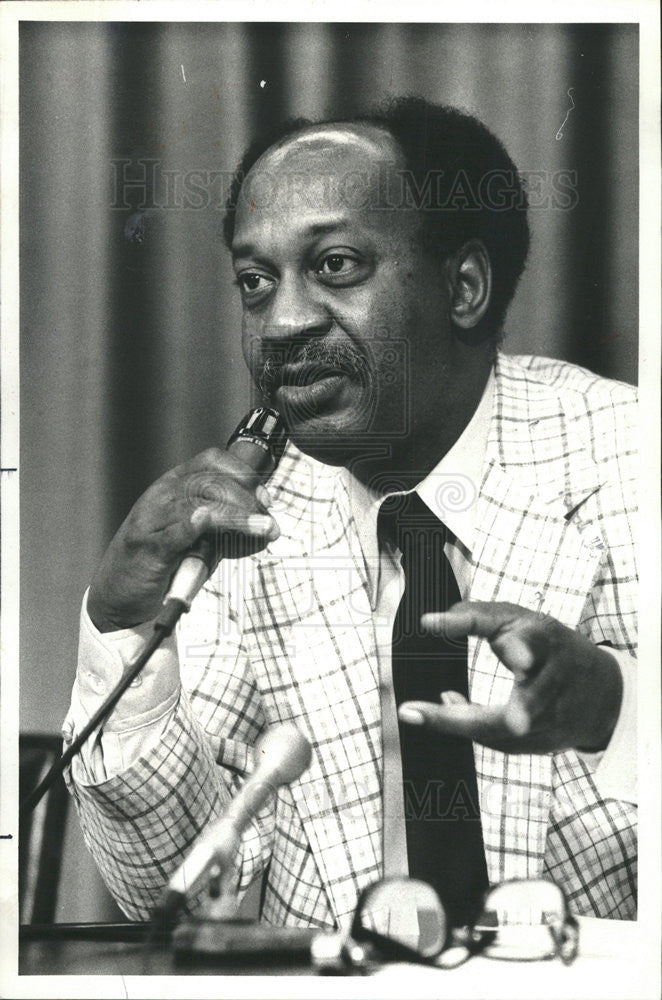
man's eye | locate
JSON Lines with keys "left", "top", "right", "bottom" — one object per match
{"left": 320, "top": 254, "right": 348, "bottom": 273}
{"left": 236, "top": 272, "right": 271, "bottom": 294}
{"left": 316, "top": 253, "right": 361, "bottom": 280}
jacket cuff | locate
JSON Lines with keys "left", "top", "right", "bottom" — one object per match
{"left": 576, "top": 647, "right": 637, "bottom": 804}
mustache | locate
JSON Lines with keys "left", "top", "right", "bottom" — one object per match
{"left": 256, "top": 341, "right": 370, "bottom": 397}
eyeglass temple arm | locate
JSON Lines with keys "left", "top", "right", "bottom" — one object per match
{"left": 547, "top": 913, "right": 580, "bottom": 965}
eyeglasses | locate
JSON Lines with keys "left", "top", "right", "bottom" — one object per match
{"left": 311, "top": 876, "right": 579, "bottom": 973}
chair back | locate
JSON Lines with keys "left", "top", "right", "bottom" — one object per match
{"left": 19, "top": 733, "right": 70, "bottom": 923}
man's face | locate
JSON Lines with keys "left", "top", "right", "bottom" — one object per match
{"left": 232, "top": 124, "right": 456, "bottom": 470}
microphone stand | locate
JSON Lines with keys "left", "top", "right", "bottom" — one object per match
{"left": 19, "top": 598, "right": 185, "bottom": 818}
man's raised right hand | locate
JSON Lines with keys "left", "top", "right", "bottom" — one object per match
{"left": 87, "top": 448, "right": 280, "bottom": 633}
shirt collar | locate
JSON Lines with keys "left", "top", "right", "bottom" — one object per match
{"left": 343, "top": 368, "right": 494, "bottom": 592}
{"left": 415, "top": 366, "right": 494, "bottom": 549}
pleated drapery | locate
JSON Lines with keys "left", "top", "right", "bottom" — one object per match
{"left": 19, "top": 22, "right": 638, "bottom": 920}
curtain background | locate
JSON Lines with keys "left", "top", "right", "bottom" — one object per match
{"left": 19, "top": 21, "right": 638, "bottom": 921}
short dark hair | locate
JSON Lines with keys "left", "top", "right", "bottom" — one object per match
{"left": 223, "top": 96, "right": 530, "bottom": 337}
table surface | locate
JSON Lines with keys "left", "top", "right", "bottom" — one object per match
{"left": 20, "top": 938, "right": 312, "bottom": 977}
{"left": 13, "top": 917, "right": 659, "bottom": 1000}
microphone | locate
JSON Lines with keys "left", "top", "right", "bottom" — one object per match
{"left": 163, "top": 406, "right": 287, "bottom": 611}
{"left": 20, "top": 408, "right": 287, "bottom": 821}
{"left": 159, "top": 723, "right": 312, "bottom": 924}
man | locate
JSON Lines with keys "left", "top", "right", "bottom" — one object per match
{"left": 64, "top": 97, "right": 637, "bottom": 929}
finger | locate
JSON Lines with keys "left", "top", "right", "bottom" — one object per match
{"left": 143, "top": 466, "right": 280, "bottom": 550}
{"left": 180, "top": 447, "right": 267, "bottom": 489}
{"left": 439, "top": 690, "right": 468, "bottom": 706}
{"left": 502, "top": 694, "right": 532, "bottom": 736}
{"left": 152, "top": 507, "right": 280, "bottom": 558}
{"left": 421, "top": 601, "right": 525, "bottom": 642}
{"left": 421, "top": 603, "right": 538, "bottom": 674}
{"left": 182, "top": 469, "right": 272, "bottom": 524}
{"left": 398, "top": 699, "right": 507, "bottom": 742}
{"left": 398, "top": 698, "right": 538, "bottom": 752}
{"left": 255, "top": 485, "right": 274, "bottom": 509}
{"left": 189, "top": 505, "right": 280, "bottom": 541}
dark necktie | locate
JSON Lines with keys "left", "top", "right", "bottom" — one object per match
{"left": 378, "top": 491, "right": 488, "bottom": 926}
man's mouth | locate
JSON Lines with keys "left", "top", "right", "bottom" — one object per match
{"left": 275, "top": 369, "right": 349, "bottom": 413}
{"left": 278, "top": 363, "right": 352, "bottom": 388}
{"left": 256, "top": 343, "right": 371, "bottom": 418}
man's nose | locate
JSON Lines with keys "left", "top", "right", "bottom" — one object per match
{"left": 261, "top": 274, "right": 333, "bottom": 343}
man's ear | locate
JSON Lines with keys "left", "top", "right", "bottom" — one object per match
{"left": 447, "top": 240, "right": 492, "bottom": 331}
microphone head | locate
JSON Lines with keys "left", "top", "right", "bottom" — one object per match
{"left": 256, "top": 723, "right": 313, "bottom": 787}
{"left": 226, "top": 407, "right": 287, "bottom": 474}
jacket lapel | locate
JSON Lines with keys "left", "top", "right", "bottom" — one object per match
{"left": 469, "top": 355, "right": 605, "bottom": 881}
{"left": 248, "top": 451, "right": 383, "bottom": 927}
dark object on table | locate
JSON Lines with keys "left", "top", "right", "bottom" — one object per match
{"left": 19, "top": 733, "right": 70, "bottom": 923}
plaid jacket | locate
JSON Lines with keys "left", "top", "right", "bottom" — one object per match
{"left": 67, "top": 353, "right": 638, "bottom": 926}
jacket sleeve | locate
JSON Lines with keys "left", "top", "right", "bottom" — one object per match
{"left": 64, "top": 573, "right": 275, "bottom": 922}
{"left": 543, "top": 379, "right": 639, "bottom": 918}
{"left": 573, "top": 377, "right": 639, "bottom": 803}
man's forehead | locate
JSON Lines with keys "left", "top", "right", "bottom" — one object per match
{"left": 232, "top": 123, "right": 418, "bottom": 257}
{"left": 232, "top": 123, "right": 411, "bottom": 245}
{"left": 252, "top": 122, "right": 402, "bottom": 174}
